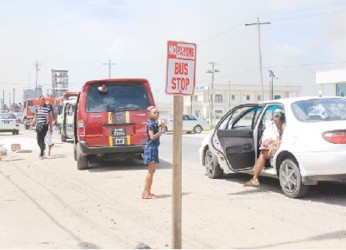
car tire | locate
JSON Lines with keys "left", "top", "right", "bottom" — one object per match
{"left": 162, "top": 126, "right": 168, "bottom": 133}
{"left": 193, "top": 125, "right": 203, "bottom": 134}
{"left": 205, "top": 149, "right": 223, "bottom": 179}
{"left": 73, "top": 139, "right": 77, "bottom": 161}
{"left": 76, "top": 142, "right": 88, "bottom": 170}
{"left": 279, "top": 158, "right": 309, "bottom": 198}
{"left": 61, "top": 133, "right": 66, "bottom": 142}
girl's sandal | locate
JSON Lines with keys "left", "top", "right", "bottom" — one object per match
{"left": 150, "top": 193, "right": 159, "bottom": 198}
{"left": 142, "top": 193, "right": 158, "bottom": 199}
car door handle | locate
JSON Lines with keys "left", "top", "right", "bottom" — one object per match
{"left": 243, "top": 144, "right": 251, "bottom": 150}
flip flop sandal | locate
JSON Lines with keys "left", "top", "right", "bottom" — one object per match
{"left": 244, "top": 179, "right": 260, "bottom": 187}
{"left": 142, "top": 193, "right": 158, "bottom": 199}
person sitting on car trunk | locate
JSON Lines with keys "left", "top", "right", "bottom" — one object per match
{"left": 244, "top": 109, "right": 286, "bottom": 187}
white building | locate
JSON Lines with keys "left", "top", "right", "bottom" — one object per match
{"left": 316, "top": 69, "right": 346, "bottom": 97}
{"left": 184, "top": 83, "right": 301, "bottom": 121}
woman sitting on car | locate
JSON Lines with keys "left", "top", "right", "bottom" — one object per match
{"left": 244, "top": 109, "right": 286, "bottom": 187}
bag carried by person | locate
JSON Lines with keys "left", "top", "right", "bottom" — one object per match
{"left": 35, "top": 123, "right": 47, "bottom": 133}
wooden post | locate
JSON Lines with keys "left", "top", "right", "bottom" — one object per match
{"left": 172, "top": 95, "right": 183, "bottom": 249}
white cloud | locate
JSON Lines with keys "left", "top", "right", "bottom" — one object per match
{"left": 1, "top": 0, "right": 346, "bottom": 104}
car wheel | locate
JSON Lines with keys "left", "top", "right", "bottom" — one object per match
{"left": 162, "top": 126, "right": 168, "bottom": 133}
{"left": 61, "top": 133, "right": 66, "bottom": 142}
{"left": 279, "top": 158, "right": 309, "bottom": 198}
{"left": 193, "top": 125, "right": 203, "bottom": 134}
{"left": 73, "top": 139, "right": 77, "bottom": 161}
{"left": 76, "top": 142, "right": 88, "bottom": 170}
{"left": 205, "top": 149, "right": 223, "bottom": 179}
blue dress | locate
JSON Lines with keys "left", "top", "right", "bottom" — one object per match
{"left": 143, "top": 119, "right": 160, "bottom": 164}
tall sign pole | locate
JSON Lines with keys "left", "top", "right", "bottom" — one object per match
{"left": 166, "top": 41, "right": 196, "bottom": 248}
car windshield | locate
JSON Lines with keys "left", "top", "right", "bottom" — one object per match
{"left": 291, "top": 98, "right": 346, "bottom": 122}
{"left": 86, "top": 84, "right": 150, "bottom": 112}
{"left": 0, "top": 113, "right": 16, "bottom": 119}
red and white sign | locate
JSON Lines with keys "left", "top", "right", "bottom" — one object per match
{"left": 166, "top": 41, "right": 197, "bottom": 96}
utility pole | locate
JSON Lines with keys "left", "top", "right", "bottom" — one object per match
{"left": 34, "top": 61, "right": 41, "bottom": 97}
{"left": 102, "top": 59, "right": 116, "bottom": 78}
{"left": 245, "top": 17, "right": 271, "bottom": 101}
{"left": 206, "top": 62, "right": 220, "bottom": 127}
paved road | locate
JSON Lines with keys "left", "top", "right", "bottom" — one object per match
{"left": 1, "top": 127, "right": 346, "bottom": 249}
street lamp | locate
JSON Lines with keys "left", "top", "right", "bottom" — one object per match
{"left": 206, "top": 62, "right": 220, "bottom": 126}
{"left": 268, "top": 70, "right": 277, "bottom": 100}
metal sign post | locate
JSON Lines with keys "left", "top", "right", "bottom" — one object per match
{"left": 166, "top": 40, "right": 196, "bottom": 249}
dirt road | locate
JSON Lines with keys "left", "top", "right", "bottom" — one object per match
{"left": 1, "top": 130, "right": 346, "bottom": 249}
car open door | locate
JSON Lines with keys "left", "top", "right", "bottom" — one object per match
{"left": 211, "top": 104, "right": 261, "bottom": 171}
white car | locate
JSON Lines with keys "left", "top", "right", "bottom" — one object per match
{"left": 0, "top": 113, "right": 20, "bottom": 135}
{"left": 199, "top": 96, "right": 346, "bottom": 198}
{"left": 162, "top": 114, "right": 209, "bottom": 134}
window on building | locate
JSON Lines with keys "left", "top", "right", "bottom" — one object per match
{"left": 193, "top": 95, "right": 198, "bottom": 102}
{"left": 246, "top": 95, "right": 250, "bottom": 100}
{"left": 257, "top": 95, "right": 261, "bottom": 101}
{"left": 274, "top": 95, "right": 281, "bottom": 100}
{"left": 231, "top": 94, "right": 235, "bottom": 100}
{"left": 215, "top": 94, "right": 223, "bottom": 103}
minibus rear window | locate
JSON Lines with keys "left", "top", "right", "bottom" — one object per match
{"left": 86, "top": 84, "right": 150, "bottom": 112}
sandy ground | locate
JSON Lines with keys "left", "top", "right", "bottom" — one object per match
{"left": 1, "top": 129, "right": 346, "bottom": 249}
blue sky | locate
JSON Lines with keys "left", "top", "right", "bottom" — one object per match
{"left": 1, "top": 0, "right": 346, "bottom": 104}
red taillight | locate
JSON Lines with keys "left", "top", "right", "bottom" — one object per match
{"left": 323, "top": 130, "right": 346, "bottom": 144}
{"left": 78, "top": 119, "right": 85, "bottom": 136}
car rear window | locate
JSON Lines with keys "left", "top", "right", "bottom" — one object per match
{"left": 86, "top": 84, "right": 150, "bottom": 112}
{"left": 0, "top": 113, "right": 16, "bottom": 119}
{"left": 292, "top": 98, "right": 346, "bottom": 122}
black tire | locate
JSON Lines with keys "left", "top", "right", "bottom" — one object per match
{"left": 76, "top": 142, "right": 88, "bottom": 170}
{"left": 61, "top": 133, "right": 66, "bottom": 142}
{"left": 73, "top": 139, "right": 77, "bottom": 161}
{"left": 205, "top": 149, "right": 223, "bottom": 179}
{"left": 279, "top": 158, "right": 309, "bottom": 198}
{"left": 193, "top": 125, "right": 203, "bottom": 134}
{"left": 162, "top": 126, "right": 168, "bottom": 133}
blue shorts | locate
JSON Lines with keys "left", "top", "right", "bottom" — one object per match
{"left": 143, "top": 145, "right": 159, "bottom": 165}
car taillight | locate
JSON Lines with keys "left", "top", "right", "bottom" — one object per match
{"left": 322, "top": 130, "right": 346, "bottom": 144}
{"left": 78, "top": 119, "right": 85, "bottom": 136}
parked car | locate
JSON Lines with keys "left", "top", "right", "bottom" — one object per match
{"left": 162, "top": 114, "right": 209, "bottom": 134}
{"left": 0, "top": 113, "right": 20, "bottom": 135}
{"left": 73, "top": 78, "right": 155, "bottom": 170}
{"left": 199, "top": 96, "right": 346, "bottom": 198}
{"left": 13, "top": 112, "right": 24, "bottom": 124}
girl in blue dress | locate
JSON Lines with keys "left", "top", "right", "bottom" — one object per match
{"left": 142, "top": 106, "right": 167, "bottom": 199}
